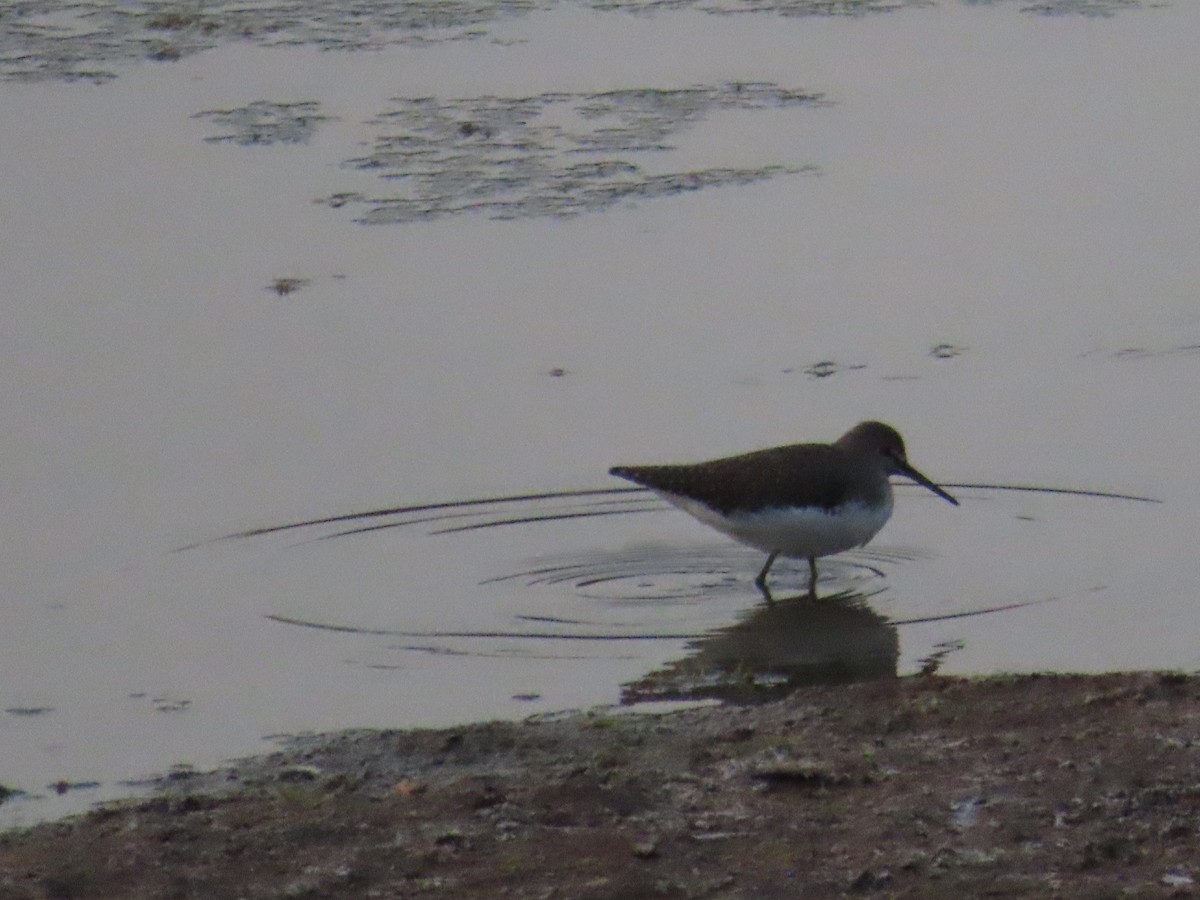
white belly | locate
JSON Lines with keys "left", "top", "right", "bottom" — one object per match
{"left": 661, "top": 492, "right": 893, "bottom": 559}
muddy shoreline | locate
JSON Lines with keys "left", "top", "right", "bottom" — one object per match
{"left": 2, "top": 672, "right": 1199, "bottom": 898}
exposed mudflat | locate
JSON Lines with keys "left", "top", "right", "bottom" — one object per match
{"left": 3, "top": 672, "right": 1199, "bottom": 898}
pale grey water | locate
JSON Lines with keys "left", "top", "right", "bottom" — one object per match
{"left": 1, "top": 0, "right": 1197, "bottom": 824}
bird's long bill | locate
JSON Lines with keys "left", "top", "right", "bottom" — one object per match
{"left": 897, "top": 460, "right": 959, "bottom": 506}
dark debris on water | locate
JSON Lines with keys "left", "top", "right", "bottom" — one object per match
{"left": 336, "top": 84, "right": 823, "bottom": 223}
{"left": 194, "top": 101, "right": 334, "bottom": 146}
{"left": 0, "top": 0, "right": 1153, "bottom": 84}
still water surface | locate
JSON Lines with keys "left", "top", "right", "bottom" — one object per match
{"left": 0, "top": 0, "right": 1197, "bottom": 823}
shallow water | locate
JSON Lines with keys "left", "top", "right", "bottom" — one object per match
{"left": 1, "top": 0, "right": 1197, "bottom": 824}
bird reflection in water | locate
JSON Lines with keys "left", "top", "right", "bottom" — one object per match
{"left": 622, "top": 592, "right": 898, "bottom": 704}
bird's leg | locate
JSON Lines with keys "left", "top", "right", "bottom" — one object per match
{"left": 755, "top": 551, "right": 779, "bottom": 605}
{"left": 807, "top": 556, "right": 819, "bottom": 601}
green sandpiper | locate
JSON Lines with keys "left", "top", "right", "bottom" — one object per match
{"left": 609, "top": 421, "right": 958, "bottom": 601}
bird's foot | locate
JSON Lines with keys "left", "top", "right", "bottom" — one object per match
{"left": 754, "top": 576, "right": 776, "bottom": 606}
{"left": 806, "top": 557, "right": 819, "bottom": 602}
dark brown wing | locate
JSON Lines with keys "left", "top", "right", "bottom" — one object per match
{"left": 610, "top": 443, "right": 886, "bottom": 515}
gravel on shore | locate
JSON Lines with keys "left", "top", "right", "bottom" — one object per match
{"left": 2, "top": 672, "right": 1199, "bottom": 899}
